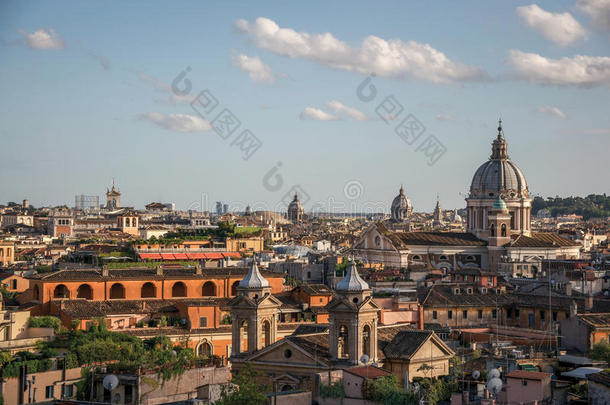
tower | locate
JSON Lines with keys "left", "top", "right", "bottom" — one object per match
{"left": 466, "top": 120, "right": 531, "bottom": 240}
{"left": 327, "top": 260, "right": 380, "bottom": 365}
{"left": 228, "top": 259, "right": 281, "bottom": 356}
{"left": 487, "top": 197, "right": 512, "bottom": 272}
{"left": 118, "top": 211, "right": 139, "bottom": 236}
{"left": 433, "top": 195, "right": 443, "bottom": 229}
{"left": 106, "top": 180, "right": 121, "bottom": 209}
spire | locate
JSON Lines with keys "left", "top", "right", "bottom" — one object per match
{"left": 399, "top": 184, "right": 404, "bottom": 195}
{"left": 238, "top": 258, "right": 270, "bottom": 289}
{"left": 336, "top": 259, "right": 369, "bottom": 292}
{"left": 490, "top": 119, "right": 509, "bottom": 160}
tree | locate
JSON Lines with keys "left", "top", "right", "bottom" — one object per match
{"left": 215, "top": 364, "right": 268, "bottom": 405}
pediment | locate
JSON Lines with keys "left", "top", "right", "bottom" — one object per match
{"left": 245, "top": 339, "right": 328, "bottom": 367}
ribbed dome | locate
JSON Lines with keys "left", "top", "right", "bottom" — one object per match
{"left": 492, "top": 197, "right": 508, "bottom": 211}
{"left": 238, "top": 260, "right": 269, "bottom": 289}
{"left": 469, "top": 122, "right": 529, "bottom": 199}
{"left": 287, "top": 193, "right": 304, "bottom": 221}
{"left": 391, "top": 186, "right": 412, "bottom": 221}
{"left": 336, "top": 260, "right": 369, "bottom": 292}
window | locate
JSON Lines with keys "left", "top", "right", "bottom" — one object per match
{"left": 284, "top": 349, "right": 292, "bottom": 358}
{"left": 199, "top": 317, "right": 208, "bottom": 327}
{"left": 522, "top": 380, "right": 528, "bottom": 386}
{"left": 553, "top": 312, "right": 558, "bottom": 322}
{"left": 507, "top": 308, "right": 512, "bottom": 319}
{"left": 11, "top": 279, "right": 17, "bottom": 289}
{"left": 412, "top": 255, "right": 421, "bottom": 261}
{"left": 540, "top": 310, "right": 545, "bottom": 320}
{"left": 463, "top": 310, "right": 468, "bottom": 319}
{"left": 320, "top": 298, "right": 323, "bottom": 303}
{"left": 501, "top": 223, "right": 507, "bottom": 237}
{"left": 63, "top": 384, "right": 74, "bottom": 398}
{"left": 515, "top": 309, "right": 520, "bottom": 318}
{"left": 478, "top": 310, "right": 483, "bottom": 319}
{"left": 439, "top": 255, "right": 448, "bottom": 261}
{"left": 492, "top": 309, "right": 497, "bottom": 319}
{"left": 432, "top": 311, "right": 438, "bottom": 320}
{"left": 448, "top": 310, "right": 453, "bottom": 319}
{"left": 467, "top": 288, "right": 473, "bottom": 294}
{"left": 46, "top": 385, "right": 54, "bottom": 399}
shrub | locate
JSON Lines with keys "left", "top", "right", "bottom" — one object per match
{"left": 29, "top": 316, "right": 61, "bottom": 331}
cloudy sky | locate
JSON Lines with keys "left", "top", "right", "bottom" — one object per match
{"left": 0, "top": 0, "right": 608, "bottom": 212}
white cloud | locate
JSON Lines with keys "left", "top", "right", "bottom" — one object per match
{"left": 140, "top": 112, "right": 212, "bottom": 132}
{"left": 325, "top": 100, "right": 369, "bottom": 121}
{"left": 535, "top": 105, "right": 567, "bottom": 119}
{"left": 516, "top": 4, "right": 586, "bottom": 46}
{"left": 577, "top": 0, "right": 610, "bottom": 31}
{"left": 506, "top": 50, "right": 610, "bottom": 86}
{"left": 19, "top": 28, "right": 64, "bottom": 50}
{"left": 235, "top": 17, "right": 487, "bottom": 84}
{"left": 139, "top": 73, "right": 193, "bottom": 105}
{"left": 299, "top": 107, "right": 339, "bottom": 121}
{"left": 232, "top": 53, "right": 274, "bottom": 83}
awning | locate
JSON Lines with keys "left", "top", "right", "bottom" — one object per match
{"left": 222, "top": 252, "right": 241, "bottom": 258}
{"left": 160, "top": 253, "right": 175, "bottom": 260}
{"left": 204, "top": 253, "right": 224, "bottom": 260}
{"left": 173, "top": 253, "right": 188, "bottom": 260}
{"left": 139, "top": 253, "right": 162, "bottom": 260}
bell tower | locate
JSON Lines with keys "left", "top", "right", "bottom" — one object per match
{"left": 327, "top": 260, "right": 380, "bottom": 365}
{"left": 488, "top": 197, "right": 511, "bottom": 272}
{"left": 228, "top": 259, "right": 281, "bottom": 357}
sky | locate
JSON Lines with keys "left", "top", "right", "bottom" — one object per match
{"left": 0, "top": 0, "right": 609, "bottom": 213}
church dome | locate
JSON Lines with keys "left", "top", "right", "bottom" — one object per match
{"left": 492, "top": 196, "right": 508, "bottom": 211}
{"left": 469, "top": 121, "right": 529, "bottom": 199}
{"left": 287, "top": 193, "right": 304, "bottom": 221}
{"left": 391, "top": 186, "right": 412, "bottom": 221}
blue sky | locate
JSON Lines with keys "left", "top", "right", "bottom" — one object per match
{"left": 1, "top": 0, "right": 608, "bottom": 212}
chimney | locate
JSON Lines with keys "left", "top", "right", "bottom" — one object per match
{"left": 586, "top": 294, "right": 594, "bottom": 312}
{"left": 156, "top": 265, "right": 163, "bottom": 276}
{"left": 102, "top": 265, "right": 109, "bottom": 277}
{"left": 565, "top": 283, "right": 571, "bottom": 296}
{"left": 196, "top": 262, "right": 202, "bottom": 275}
{"left": 418, "top": 304, "right": 424, "bottom": 330}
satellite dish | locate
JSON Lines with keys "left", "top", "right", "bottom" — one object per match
{"left": 487, "top": 377, "right": 503, "bottom": 395}
{"left": 472, "top": 370, "right": 480, "bottom": 380}
{"left": 103, "top": 374, "right": 119, "bottom": 391}
{"left": 360, "top": 354, "right": 370, "bottom": 364}
{"left": 488, "top": 368, "right": 501, "bottom": 380}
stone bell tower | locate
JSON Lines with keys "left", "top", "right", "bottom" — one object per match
{"left": 228, "top": 259, "right": 281, "bottom": 357}
{"left": 327, "top": 260, "right": 380, "bottom": 365}
{"left": 488, "top": 197, "right": 511, "bottom": 272}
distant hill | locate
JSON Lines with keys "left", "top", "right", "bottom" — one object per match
{"left": 532, "top": 194, "right": 610, "bottom": 220}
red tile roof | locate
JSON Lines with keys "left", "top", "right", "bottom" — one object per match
{"left": 507, "top": 370, "right": 552, "bottom": 380}
{"left": 345, "top": 365, "right": 391, "bottom": 380}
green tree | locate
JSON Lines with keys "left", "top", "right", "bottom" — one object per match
{"left": 590, "top": 341, "right": 610, "bottom": 364}
{"left": 215, "top": 364, "right": 268, "bottom": 405}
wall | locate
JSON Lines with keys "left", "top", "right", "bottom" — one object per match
{"left": 589, "top": 380, "right": 610, "bottom": 405}
{"left": 505, "top": 376, "right": 550, "bottom": 404}
{"left": 1, "top": 367, "right": 83, "bottom": 405}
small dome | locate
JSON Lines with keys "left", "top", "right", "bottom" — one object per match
{"left": 238, "top": 260, "right": 269, "bottom": 289}
{"left": 391, "top": 186, "right": 412, "bottom": 221}
{"left": 336, "top": 260, "right": 369, "bottom": 292}
{"left": 492, "top": 197, "right": 508, "bottom": 211}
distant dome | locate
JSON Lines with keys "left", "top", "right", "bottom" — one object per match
{"left": 238, "top": 260, "right": 269, "bottom": 289}
{"left": 336, "top": 260, "right": 369, "bottom": 292}
{"left": 287, "top": 193, "right": 304, "bottom": 222}
{"left": 391, "top": 185, "right": 413, "bottom": 222}
{"left": 469, "top": 122, "right": 529, "bottom": 199}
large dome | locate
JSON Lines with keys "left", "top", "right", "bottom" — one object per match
{"left": 391, "top": 185, "right": 412, "bottom": 221}
{"left": 469, "top": 122, "right": 529, "bottom": 199}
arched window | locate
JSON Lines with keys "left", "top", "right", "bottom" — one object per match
{"left": 240, "top": 320, "right": 249, "bottom": 353}
{"left": 439, "top": 255, "right": 448, "bottom": 261}
{"left": 33, "top": 285, "right": 40, "bottom": 301}
{"left": 141, "top": 282, "right": 156, "bottom": 298}
{"left": 490, "top": 223, "right": 495, "bottom": 237}
{"left": 231, "top": 281, "right": 240, "bottom": 296}
{"left": 109, "top": 283, "right": 125, "bottom": 299}
{"left": 197, "top": 341, "right": 213, "bottom": 357}
{"left": 363, "top": 325, "right": 371, "bottom": 358}
{"left": 501, "top": 223, "right": 507, "bottom": 237}
{"left": 76, "top": 284, "right": 93, "bottom": 300}
{"left": 262, "top": 320, "right": 271, "bottom": 348}
{"left": 53, "top": 284, "right": 70, "bottom": 299}
{"left": 202, "top": 281, "right": 216, "bottom": 297}
{"left": 172, "top": 281, "right": 187, "bottom": 297}
{"left": 412, "top": 255, "right": 421, "bottom": 261}
{"left": 338, "top": 325, "right": 349, "bottom": 359}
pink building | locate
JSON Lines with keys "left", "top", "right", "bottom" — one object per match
{"left": 501, "top": 370, "right": 552, "bottom": 404}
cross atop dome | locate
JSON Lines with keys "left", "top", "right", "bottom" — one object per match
{"left": 491, "top": 119, "right": 508, "bottom": 160}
